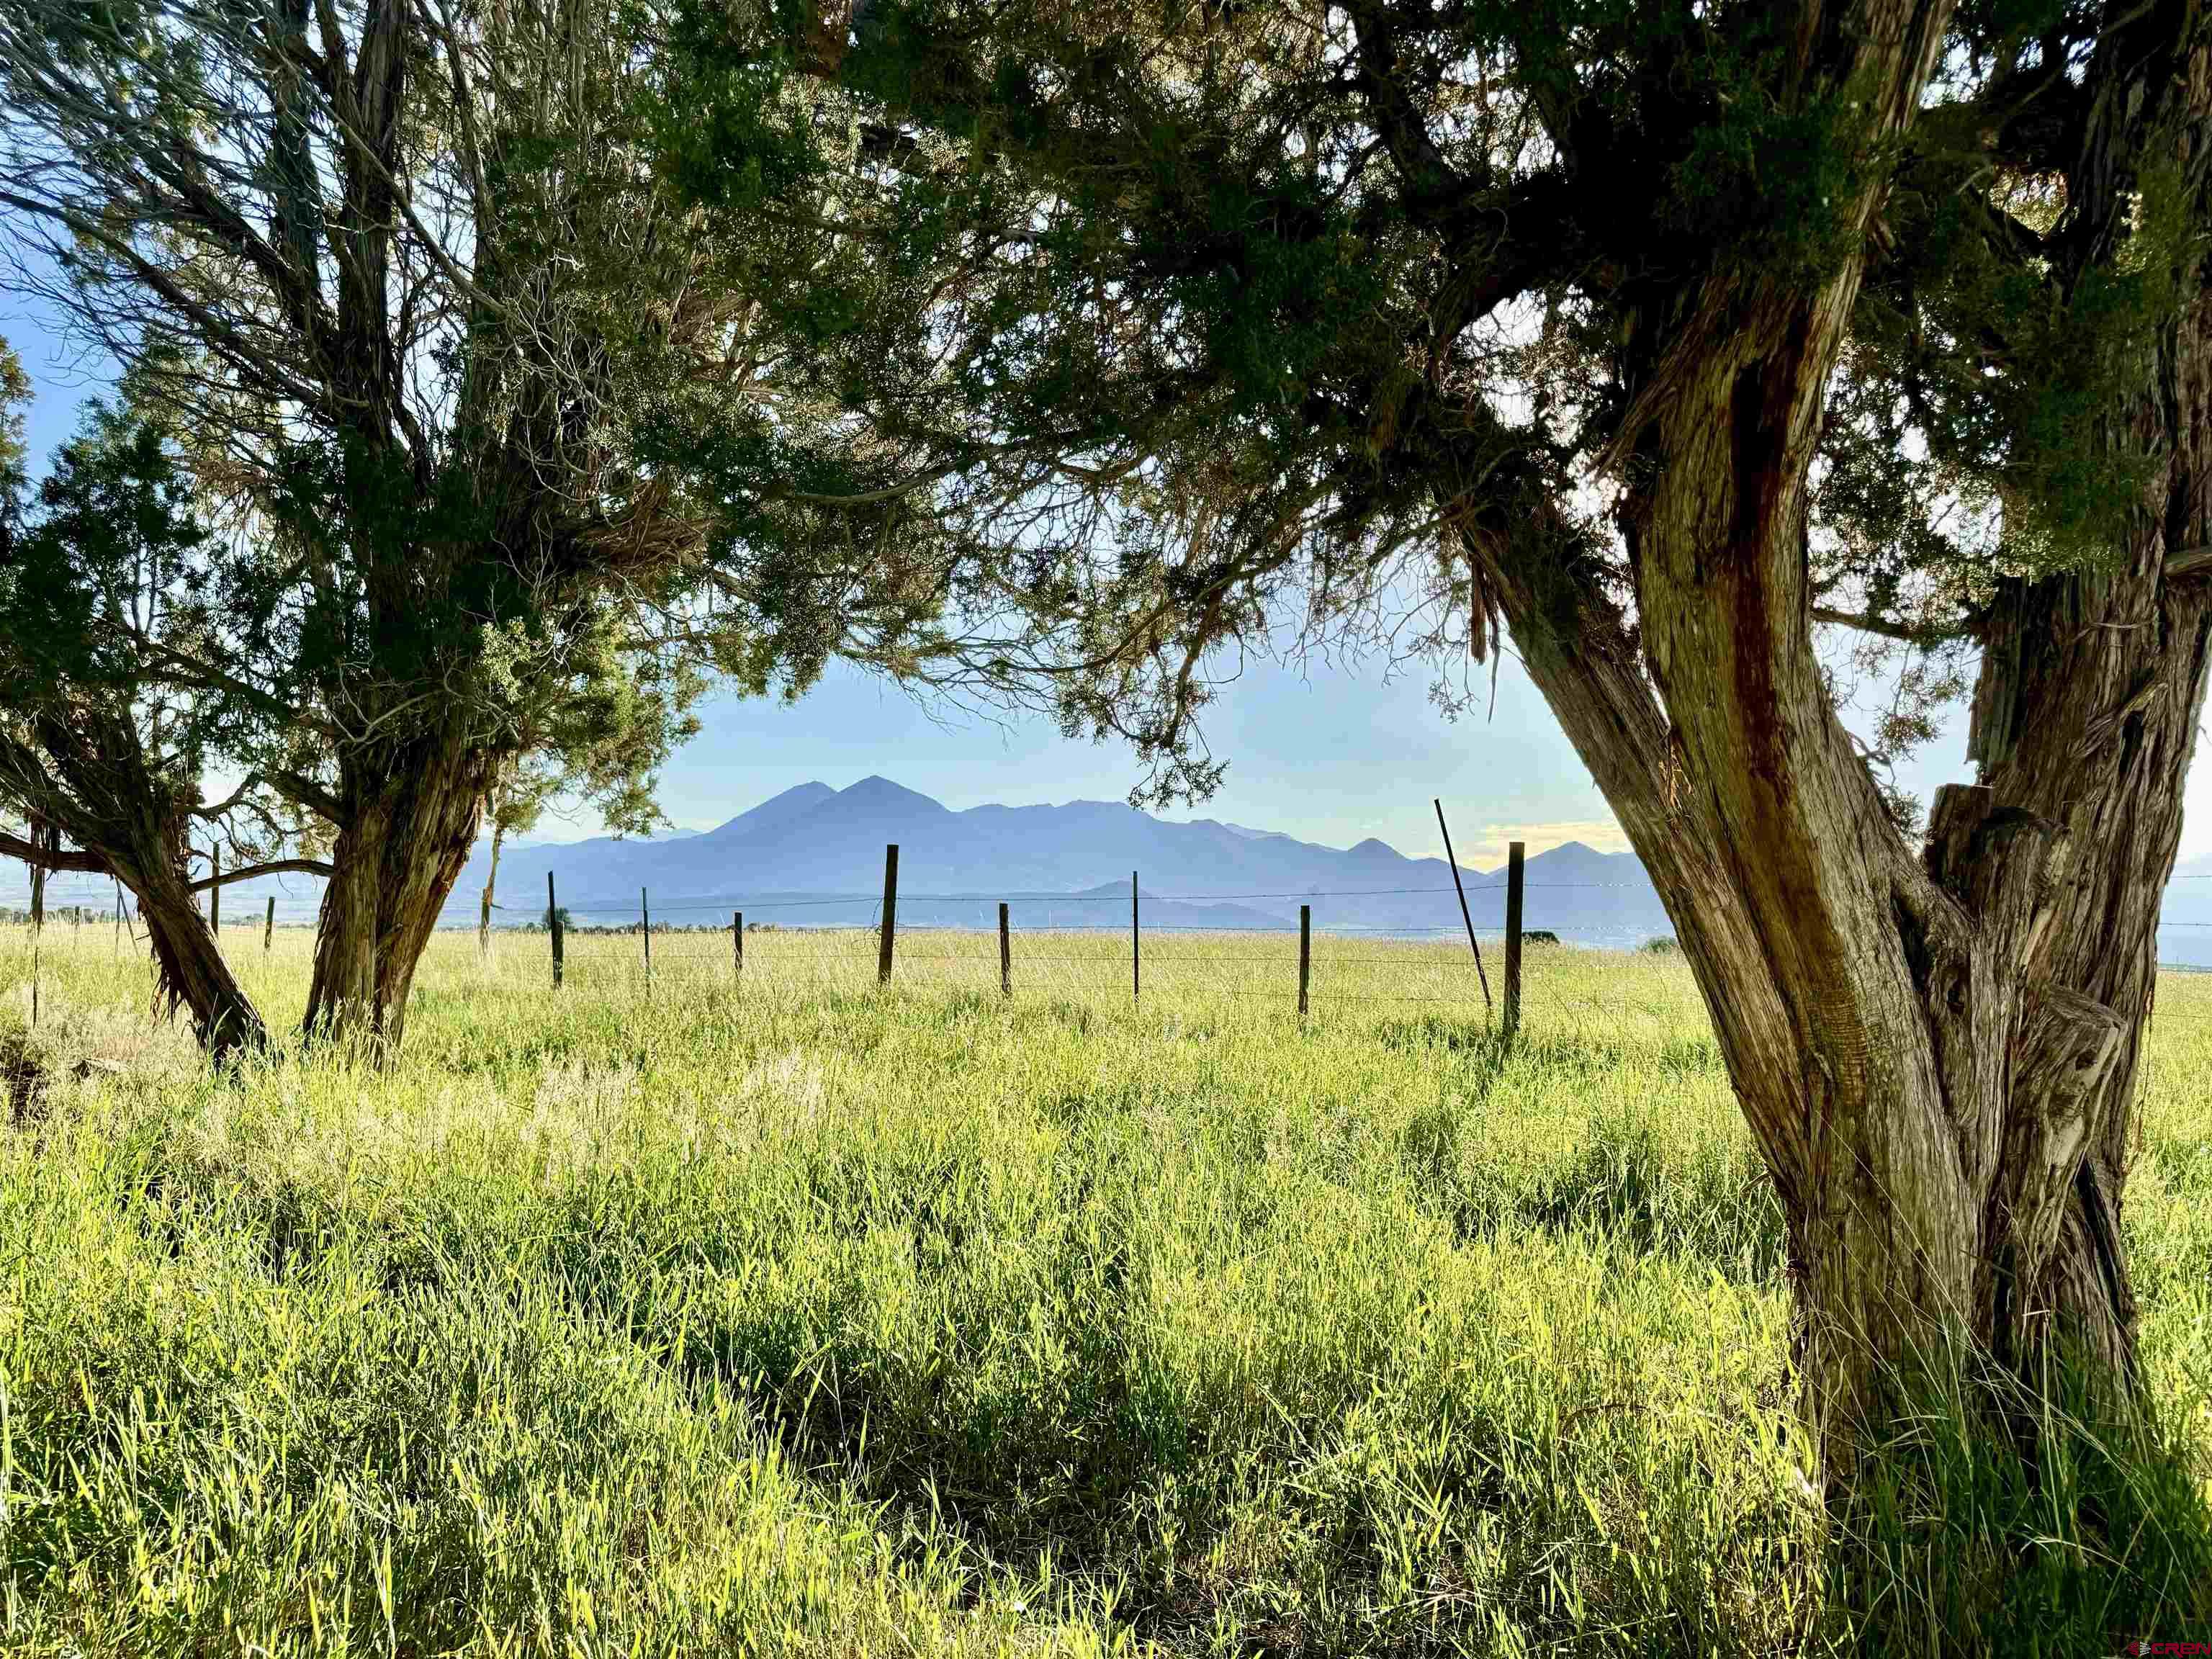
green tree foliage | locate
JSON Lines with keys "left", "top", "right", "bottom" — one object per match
{"left": 0, "top": 0, "right": 976, "bottom": 1048}
{"left": 656, "top": 0, "right": 2207, "bottom": 802}
{"left": 0, "top": 379, "right": 276, "bottom": 1048}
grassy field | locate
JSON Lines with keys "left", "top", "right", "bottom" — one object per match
{"left": 0, "top": 921, "right": 2206, "bottom": 1655}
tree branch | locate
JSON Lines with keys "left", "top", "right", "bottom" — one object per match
{"left": 188, "top": 857, "right": 333, "bottom": 891}
{"left": 0, "top": 832, "right": 109, "bottom": 875}
{"left": 1812, "top": 603, "right": 1977, "bottom": 643}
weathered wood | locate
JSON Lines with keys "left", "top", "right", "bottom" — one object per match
{"left": 29, "top": 821, "right": 43, "bottom": 1030}
{"left": 734, "top": 912, "right": 743, "bottom": 979}
{"left": 479, "top": 818, "right": 505, "bottom": 960}
{"left": 1501, "top": 843, "right": 1524, "bottom": 1043}
{"left": 305, "top": 724, "right": 489, "bottom": 1051}
{"left": 642, "top": 887, "right": 652, "bottom": 988}
{"left": 1130, "top": 871, "right": 1140, "bottom": 1001}
{"left": 1298, "top": 904, "right": 1310, "bottom": 1017}
{"left": 264, "top": 896, "right": 274, "bottom": 951}
{"left": 878, "top": 845, "right": 899, "bottom": 985}
{"left": 549, "top": 871, "right": 564, "bottom": 988}
{"left": 999, "top": 902, "right": 1011, "bottom": 997}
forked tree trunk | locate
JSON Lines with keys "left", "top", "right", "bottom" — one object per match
{"left": 304, "top": 723, "right": 489, "bottom": 1053}
{"left": 1453, "top": 0, "right": 2212, "bottom": 1496}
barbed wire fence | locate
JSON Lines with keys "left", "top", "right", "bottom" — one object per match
{"left": 14, "top": 836, "right": 2212, "bottom": 1040}
{"left": 482, "top": 840, "right": 1686, "bottom": 1035}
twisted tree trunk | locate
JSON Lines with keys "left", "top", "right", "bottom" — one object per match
{"left": 0, "top": 719, "right": 266, "bottom": 1060}
{"left": 304, "top": 722, "right": 489, "bottom": 1052}
{"left": 1452, "top": 0, "right": 2212, "bottom": 1496}
{"left": 122, "top": 846, "right": 265, "bottom": 1061}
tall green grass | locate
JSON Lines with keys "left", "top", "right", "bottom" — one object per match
{"left": 0, "top": 924, "right": 2206, "bottom": 1653}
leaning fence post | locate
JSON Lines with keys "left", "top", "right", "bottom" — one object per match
{"left": 1299, "top": 904, "right": 1311, "bottom": 1017}
{"left": 999, "top": 902, "right": 1011, "bottom": 997}
{"left": 1130, "top": 871, "right": 1141, "bottom": 1002}
{"left": 1502, "top": 841, "right": 1525, "bottom": 1044}
{"left": 113, "top": 881, "right": 122, "bottom": 958}
{"left": 733, "top": 911, "right": 743, "bottom": 981}
{"left": 1433, "top": 799, "right": 1493, "bottom": 1012}
{"left": 878, "top": 844, "right": 899, "bottom": 985}
{"left": 264, "top": 894, "right": 274, "bottom": 952}
{"left": 641, "top": 886, "right": 652, "bottom": 989}
{"left": 549, "top": 871, "right": 564, "bottom": 988}
{"left": 209, "top": 843, "right": 221, "bottom": 936}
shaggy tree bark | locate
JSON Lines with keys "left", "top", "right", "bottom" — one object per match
{"left": 0, "top": 717, "right": 268, "bottom": 1058}
{"left": 1452, "top": 1, "right": 2212, "bottom": 1482}
{"left": 303, "top": 724, "right": 490, "bottom": 1051}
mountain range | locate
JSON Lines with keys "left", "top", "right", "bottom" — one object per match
{"left": 19, "top": 773, "right": 2212, "bottom": 959}
{"left": 453, "top": 776, "right": 1672, "bottom": 943}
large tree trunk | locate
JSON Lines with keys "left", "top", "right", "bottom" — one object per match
{"left": 304, "top": 722, "right": 489, "bottom": 1052}
{"left": 122, "top": 853, "right": 266, "bottom": 1061}
{"left": 1451, "top": 0, "right": 2212, "bottom": 1499}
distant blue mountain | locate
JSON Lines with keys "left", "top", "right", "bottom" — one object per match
{"left": 18, "top": 773, "right": 2212, "bottom": 957}
{"left": 452, "top": 775, "right": 1674, "bottom": 944}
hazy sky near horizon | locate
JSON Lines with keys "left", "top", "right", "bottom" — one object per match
{"left": 596, "top": 649, "right": 1976, "bottom": 870}
{"left": 14, "top": 288, "right": 2211, "bottom": 873}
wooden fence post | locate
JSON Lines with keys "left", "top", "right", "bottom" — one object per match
{"left": 264, "top": 895, "right": 274, "bottom": 951}
{"left": 209, "top": 844, "right": 220, "bottom": 935}
{"left": 878, "top": 844, "right": 899, "bottom": 985}
{"left": 1130, "top": 871, "right": 1140, "bottom": 1002}
{"left": 29, "top": 822, "right": 43, "bottom": 1030}
{"left": 733, "top": 911, "right": 743, "bottom": 980}
{"left": 641, "top": 886, "right": 652, "bottom": 988}
{"left": 1298, "top": 904, "right": 1311, "bottom": 1017}
{"left": 1502, "top": 841, "right": 1525, "bottom": 1044}
{"left": 549, "top": 871, "right": 564, "bottom": 988}
{"left": 999, "top": 902, "right": 1011, "bottom": 997}
{"left": 113, "top": 881, "right": 122, "bottom": 958}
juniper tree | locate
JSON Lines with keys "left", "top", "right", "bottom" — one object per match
{"left": 0, "top": 390, "right": 273, "bottom": 1054}
{"left": 0, "top": 0, "right": 955, "bottom": 1050}
{"left": 667, "top": 0, "right": 2212, "bottom": 1507}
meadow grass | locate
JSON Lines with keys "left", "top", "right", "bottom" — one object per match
{"left": 0, "top": 920, "right": 2205, "bottom": 1654}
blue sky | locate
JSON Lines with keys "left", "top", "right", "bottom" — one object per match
{"left": 9, "top": 287, "right": 2198, "bottom": 876}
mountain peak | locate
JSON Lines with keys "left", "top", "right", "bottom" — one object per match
{"left": 837, "top": 775, "right": 948, "bottom": 813}
{"left": 700, "top": 779, "right": 835, "bottom": 842}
